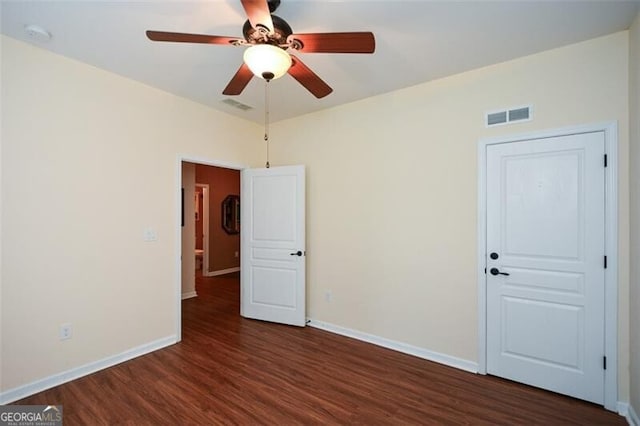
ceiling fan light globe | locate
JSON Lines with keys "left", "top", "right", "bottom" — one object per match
{"left": 243, "top": 44, "right": 292, "bottom": 80}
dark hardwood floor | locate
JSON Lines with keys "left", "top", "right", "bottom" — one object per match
{"left": 17, "top": 272, "right": 625, "bottom": 425}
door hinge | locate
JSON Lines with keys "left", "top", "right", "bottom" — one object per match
{"left": 604, "top": 154, "right": 608, "bottom": 167}
{"left": 604, "top": 255, "right": 607, "bottom": 269}
{"left": 603, "top": 356, "right": 607, "bottom": 370}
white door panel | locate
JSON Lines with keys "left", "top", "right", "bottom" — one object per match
{"left": 252, "top": 175, "right": 298, "bottom": 244}
{"left": 252, "top": 267, "right": 297, "bottom": 306}
{"left": 502, "top": 152, "right": 584, "bottom": 259}
{"left": 486, "top": 132, "right": 605, "bottom": 404}
{"left": 501, "top": 297, "right": 583, "bottom": 369}
{"left": 241, "top": 166, "right": 306, "bottom": 327}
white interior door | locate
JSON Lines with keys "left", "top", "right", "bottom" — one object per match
{"left": 241, "top": 165, "right": 306, "bottom": 326}
{"left": 486, "top": 132, "right": 605, "bottom": 404}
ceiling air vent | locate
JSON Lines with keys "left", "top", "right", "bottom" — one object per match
{"left": 221, "top": 98, "right": 253, "bottom": 111}
{"left": 486, "top": 105, "right": 532, "bottom": 127}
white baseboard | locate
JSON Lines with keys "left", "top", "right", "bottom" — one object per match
{"left": 181, "top": 291, "right": 198, "bottom": 300}
{"left": 307, "top": 319, "right": 478, "bottom": 374}
{"left": 621, "top": 401, "right": 640, "bottom": 426}
{"left": 619, "top": 402, "right": 630, "bottom": 419}
{"left": 204, "top": 267, "right": 240, "bottom": 277}
{"left": 0, "top": 335, "right": 176, "bottom": 405}
{"left": 632, "top": 404, "right": 640, "bottom": 426}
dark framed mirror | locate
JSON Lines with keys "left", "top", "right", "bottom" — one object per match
{"left": 222, "top": 195, "right": 240, "bottom": 234}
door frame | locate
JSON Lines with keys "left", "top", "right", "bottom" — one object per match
{"left": 476, "top": 122, "right": 619, "bottom": 411}
{"left": 175, "top": 155, "right": 247, "bottom": 342}
{"left": 195, "top": 183, "right": 210, "bottom": 275}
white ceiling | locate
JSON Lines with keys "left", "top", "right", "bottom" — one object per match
{"left": 1, "top": 0, "right": 638, "bottom": 123}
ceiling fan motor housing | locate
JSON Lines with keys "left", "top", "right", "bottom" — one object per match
{"left": 267, "top": 0, "right": 281, "bottom": 13}
{"left": 242, "top": 15, "right": 292, "bottom": 46}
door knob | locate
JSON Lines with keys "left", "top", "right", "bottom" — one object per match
{"left": 490, "top": 267, "right": 509, "bottom": 276}
{"left": 290, "top": 251, "right": 303, "bottom": 256}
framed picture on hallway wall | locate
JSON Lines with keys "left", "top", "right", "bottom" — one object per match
{"left": 222, "top": 195, "right": 240, "bottom": 234}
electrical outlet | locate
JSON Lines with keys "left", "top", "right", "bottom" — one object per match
{"left": 325, "top": 290, "right": 332, "bottom": 303}
{"left": 143, "top": 228, "right": 157, "bottom": 242}
{"left": 59, "top": 323, "right": 72, "bottom": 340}
{"left": 235, "top": 251, "right": 239, "bottom": 258}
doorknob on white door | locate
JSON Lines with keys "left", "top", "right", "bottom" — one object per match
{"left": 490, "top": 267, "right": 509, "bottom": 276}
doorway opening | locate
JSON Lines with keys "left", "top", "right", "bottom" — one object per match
{"left": 177, "top": 158, "right": 244, "bottom": 341}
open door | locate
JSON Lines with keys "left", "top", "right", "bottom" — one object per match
{"left": 240, "top": 165, "right": 306, "bottom": 326}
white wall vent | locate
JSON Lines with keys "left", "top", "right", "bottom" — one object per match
{"left": 485, "top": 105, "right": 532, "bottom": 127}
{"left": 222, "top": 98, "right": 253, "bottom": 111}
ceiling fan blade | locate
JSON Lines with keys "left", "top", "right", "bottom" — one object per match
{"left": 222, "top": 63, "right": 254, "bottom": 96}
{"left": 146, "top": 30, "right": 242, "bottom": 45}
{"left": 288, "top": 32, "right": 375, "bottom": 54}
{"left": 288, "top": 55, "right": 333, "bottom": 99}
{"left": 241, "top": 0, "right": 274, "bottom": 33}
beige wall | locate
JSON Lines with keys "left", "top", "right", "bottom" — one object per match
{"left": 0, "top": 35, "right": 261, "bottom": 392}
{"left": 181, "top": 163, "right": 196, "bottom": 296}
{"left": 271, "top": 32, "right": 630, "bottom": 400}
{"left": 629, "top": 11, "right": 640, "bottom": 416}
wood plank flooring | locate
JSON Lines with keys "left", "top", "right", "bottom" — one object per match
{"left": 17, "top": 272, "right": 625, "bottom": 425}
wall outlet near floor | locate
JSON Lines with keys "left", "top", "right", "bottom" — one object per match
{"left": 325, "top": 290, "right": 332, "bottom": 303}
{"left": 143, "top": 227, "right": 158, "bottom": 242}
{"left": 59, "top": 323, "right": 72, "bottom": 340}
{"left": 234, "top": 251, "right": 239, "bottom": 258}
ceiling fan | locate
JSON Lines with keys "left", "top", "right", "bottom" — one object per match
{"left": 146, "top": 0, "right": 375, "bottom": 99}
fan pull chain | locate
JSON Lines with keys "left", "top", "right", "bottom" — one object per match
{"left": 264, "top": 80, "right": 270, "bottom": 169}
